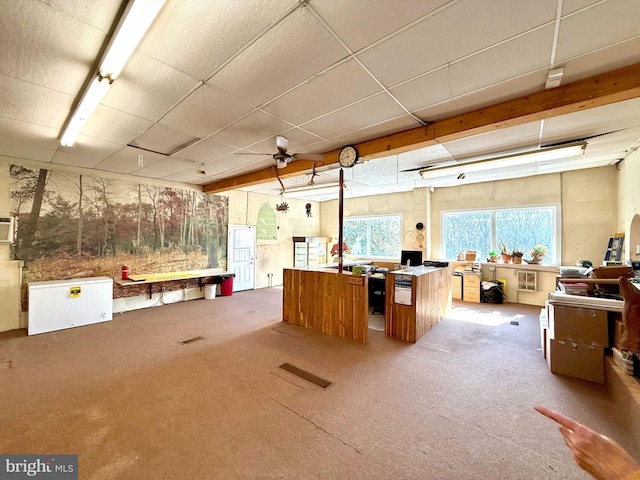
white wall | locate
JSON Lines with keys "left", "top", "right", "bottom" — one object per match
{"left": 619, "top": 148, "right": 640, "bottom": 259}
{"left": 224, "top": 190, "right": 321, "bottom": 288}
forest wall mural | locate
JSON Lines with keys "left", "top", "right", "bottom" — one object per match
{"left": 10, "top": 165, "right": 228, "bottom": 285}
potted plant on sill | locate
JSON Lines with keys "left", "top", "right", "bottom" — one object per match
{"left": 488, "top": 250, "right": 500, "bottom": 263}
{"left": 497, "top": 240, "right": 512, "bottom": 264}
{"left": 512, "top": 249, "right": 524, "bottom": 264}
{"left": 525, "top": 244, "right": 547, "bottom": 264}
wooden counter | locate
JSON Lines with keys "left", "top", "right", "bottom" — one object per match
{"left": 283, "top": 268, "right": 368, "bottom": 344}
{"left": 385, "top": 266, "right": 451, "bottom": 343}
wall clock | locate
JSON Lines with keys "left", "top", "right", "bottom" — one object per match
{"left": 339, "top": 145, "right": 359, "bottom": 168}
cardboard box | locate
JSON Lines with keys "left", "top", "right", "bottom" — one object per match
{"left": 546, "top": 337, "right": 604, "bottom": 383}
{"left": 548, "top": 304, "right": 609, "bottom": 346}
{"left": 540, "top": 308, "right": 548, "bottom": 359}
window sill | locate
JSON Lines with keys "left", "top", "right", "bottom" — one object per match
{"left": 450, "top": 260, "right": 559, "bottom": 273}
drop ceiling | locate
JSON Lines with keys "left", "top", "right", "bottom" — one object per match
{"left": 1, "top": 0, "right": 640, "bottom": 201}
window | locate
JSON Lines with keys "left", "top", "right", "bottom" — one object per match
{"left": 441, "top": 206, "right": 558, "bottom": 263}
{"left": 344, "top": 215, "right": 401, "bottom": 258}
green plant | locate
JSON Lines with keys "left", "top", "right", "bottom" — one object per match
{"left": 488, "top": 250, "right": 498, "bottom": 257}
{"left": 497, "top": 240, "right": 509, "bottom": 255}
{"left": 511, "top": 249, "right": 524, "bottom": 258}
{"left": 530, "top": 244, "right": 548, "bottom": 256}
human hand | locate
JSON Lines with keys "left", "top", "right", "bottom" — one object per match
{"left": 534, "top": 406, "right": 639, "bottom": 480}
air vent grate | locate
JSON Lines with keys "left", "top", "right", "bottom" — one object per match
{"left": 279, "top": 363, "right": 332, "bottom": 389}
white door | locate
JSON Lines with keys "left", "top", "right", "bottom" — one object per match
{"left": 227, "top": 225, "right": 256, "bottom": 292}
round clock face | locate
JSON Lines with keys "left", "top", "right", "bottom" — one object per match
{"left": 339, "top": 145, "right": 358, "bottom": 168}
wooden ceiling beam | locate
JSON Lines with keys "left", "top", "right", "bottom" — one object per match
{"left": 203, "top": 62, "right": 640, "bottom": 194}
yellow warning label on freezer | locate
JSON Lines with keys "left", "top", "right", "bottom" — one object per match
{"left": 70, "top": 286, "right": 81, "bottom": 298}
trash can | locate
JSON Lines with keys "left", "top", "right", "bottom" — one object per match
{"left": 204, "top": 284, "right": 216, "bottom": 299}
{"left": 220, "top": 276, "right": 234, "bottom": 296}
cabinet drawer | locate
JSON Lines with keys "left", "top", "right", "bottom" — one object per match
{"left": 463, "top": 286, "right": 480, "bottom": 303}
{"left": 464, "top": 275, "right": 480, "bottom": 287}
{"left": 452, "top": 286, "right": 462, "bottom": 300}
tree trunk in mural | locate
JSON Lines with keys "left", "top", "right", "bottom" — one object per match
{"left": 76, "top": 174, "right": 83, "bottom": 255}
{"left": 20, "top": 168, "right": 48, "bottom": 261}
{"left": 206, "top": 196, "right": 219, "bottom": 268}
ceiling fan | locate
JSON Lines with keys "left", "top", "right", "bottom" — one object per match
{"left": 240, "top": 136, "right": 325, "bottom": 169}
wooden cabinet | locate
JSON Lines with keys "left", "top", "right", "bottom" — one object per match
{"left": 463, "top": 273, "right": 481, "bottom": 303}
{"left": 292, "top": 236, "right": 332, "bottom": 267}
{"left": 452, "top": 274, "right": 463, "bottom": 300}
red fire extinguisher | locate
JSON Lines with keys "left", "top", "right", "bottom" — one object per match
{"left": 121, "top": 265, "right": 130, "bottom": 280}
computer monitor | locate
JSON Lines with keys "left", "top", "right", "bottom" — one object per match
{"left": 400, "top": 250, "right": 423, "bottom": 267}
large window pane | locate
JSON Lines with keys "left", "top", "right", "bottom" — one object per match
{"left": 496, "top": 208, "right": 554, "bottom": 261}
{"left": 442, "top": 206, "right": 557, "bottom": 263}
{"left": 344, "top": 215, "right": 401, "bottom": 257}
{"left": 442, "top": 212, "right": 491, "bottom": 260}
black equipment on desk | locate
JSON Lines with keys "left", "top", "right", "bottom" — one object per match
{"left": 400, "top": 250, "right": 422, "bottom": 267}
{"left": 423, "top": 260, "right": 449, "bottom": 267}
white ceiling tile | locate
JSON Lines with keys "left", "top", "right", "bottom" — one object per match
{"left": 555, "top": 0, "right": 640, "bottom": 63}
{"left": 324, "top": 115, "right": 423, "bottom": 149}
{"left": 205, "top": 153, "right": 276, "bottom": 177}
{"left": 160, "top": 85, "right": 254, "bottom": 138}
{"left": 261, "top": 59, "right": 382, "bottom": 125}
{"left": 81, "top": 105, "right": 154, "bottom": 145}
{"left": 350, "top": 156, "right": 402, "bottom": 185}
{"left": 358, "top": 0, "right": 557, "bottom": 87}
{"left": 208, "top": 7, "right": 348, "bottom": 106}
{"left": 412, "top": 70, "right": 548, "bottom": 121}
{"left": 0, "top": 74, "right": 73, "bottom": 128}
{"left": 556, "top": 37, "right": 640, "bottom": 82}
{"left": 130, "top": 124, "right": 199, "bottom": 156}
{"left": 447, "top": 26, "right": 554, "bottom": 96}
{"left": 142, "top": 157, "right": 201, "bottom": 174}
{"left": 0, "top": 143, "right": 57, "bottom": 163}
{"left": 561, "top": 0, "right": 601, "bottom": 15}
{"left": 128, "top": 167, "right": 171, "bottom": 179}
{"left": 0, "top": 1, "right": 107, "bottom": 94}
{"left": 104, "top": 53, "right": 199, "bottom": 121}
{"left": 171, "top": 137, "right": 236, "bottom": 164}
{"left": 442, "top": 122, "right": 543, "bottom": 160}
{"left": 50, "top": 150, "right": 104, "bottom": 169}
{"left": 139, "top": 0, "right": 298, "bottom": 79}
{"left": 302, "top": 93, "right": 408, "bottom": 139}
{"left": 40, "top": 0, "right": 122, "bottom": 32}
{"left": 208, "top": 111, "right": 293, "bottom": 149}
{"left": 310, "top": 0, "right": 450, "bottom": 52}
{"left": 0, "top": 117, "right": 60, "bottom": 150}
{"left": 59, "top": 136, "right": 122, "bottom": 161}
{"left": 93, "top": 146, "right": 150, "bottom": 174}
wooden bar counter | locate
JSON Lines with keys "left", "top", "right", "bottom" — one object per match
{"left": 283, "top": 267, "right": 368, "bottom": 344}
{"left": 385, "top": 266, "right": 452, "bottom": 343}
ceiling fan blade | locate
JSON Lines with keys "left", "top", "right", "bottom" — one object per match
{"left": 276, "top": 136, "right": 288, "bottom": 153}
{"left": 291, "top": 153, "right": 325, "bottom": 161}
{"left": 236, "top": 152, "right": 273, "bottom": 156}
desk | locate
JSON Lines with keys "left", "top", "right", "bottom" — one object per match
{"left": 385, "top": 266, "right": 451, "bottom": 343}
{"left": 114, "top": 268, "right": 233, "bottom": 299}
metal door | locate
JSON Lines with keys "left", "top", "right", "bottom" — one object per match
{"left": 227, "top": 225, "right": 256, "bottom": 292}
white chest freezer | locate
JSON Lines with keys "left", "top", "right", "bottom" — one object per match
{"left": 28, "top": 276, "right": 113, "bottom": 335}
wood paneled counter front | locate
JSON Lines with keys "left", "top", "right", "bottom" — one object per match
{"left": 283, "top": 267, "right": 368, "bottom": 344}
{"left": 283, "top": 265, "right": 451, "bottom": 344}
{"left": 386, "top": 266, "right": 452, "bottom": 343}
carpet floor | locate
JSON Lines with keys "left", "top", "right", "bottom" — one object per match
{"left": 0, "top": 288, "right": 636, "bottom": 479}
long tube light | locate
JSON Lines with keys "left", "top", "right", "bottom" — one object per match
{"left": 59, "top": 0, "right": 167, "bottom": 147}
{"left": 60, "top": 75, "right": 112, "bottom": 147}
{"left": 282, "top": 182, "right": 341, "bottom": 197}
{"left": 419, "top": 141, "right": 587, "bottom": 180}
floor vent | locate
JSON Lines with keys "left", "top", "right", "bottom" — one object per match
{"left": 279, "top": 363, "right": 332, "bottom": 389}
{"left": 181, "top": 336, "right": 204, "bottom": 345}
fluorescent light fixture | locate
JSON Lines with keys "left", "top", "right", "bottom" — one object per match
{"left": 100, "top": 0, "right": 167, "bottom": 79}
{"left": 60, "top": 75, "right": 112, "bottom": 147}
{"left": 283, "top": 182, "right": 341, "bottom": 197}
{"left": 60, "top": 0, "right": 166, "bottom": 146}
{"left": 419, "top": 141, "right": 587, "bottom": 180}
